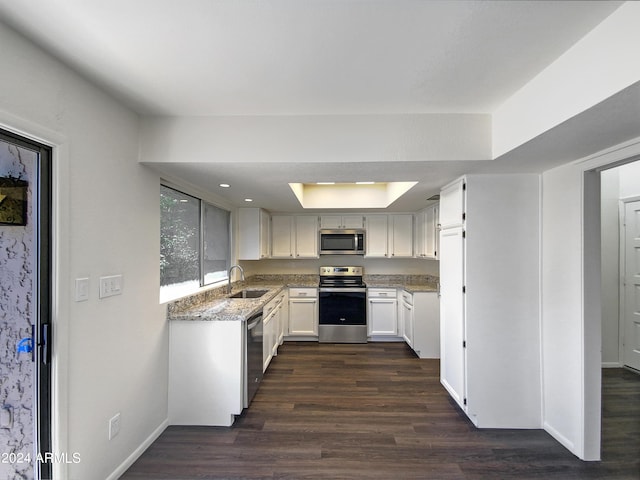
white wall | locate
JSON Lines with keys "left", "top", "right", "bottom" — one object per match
{"left": 493, "top": 2, "right": 640, "bottom": 158}
{"left": 0, "top": 22, "right": 168, "bottom": 480}
{"left": 542, "top": 161, "right": 590, "bottom": 458}
{"left": 140, "top": 113, "right": 492, "bottom": 165}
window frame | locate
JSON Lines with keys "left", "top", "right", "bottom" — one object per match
{"left": 160, "top": 183, "right": 231, "bottom": 303}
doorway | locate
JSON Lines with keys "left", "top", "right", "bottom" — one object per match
{"left": 0, "top": 128, "right": 52, "bottom": 480}
{"left": 601, "top": 160, "right": 640, "bottom": 371}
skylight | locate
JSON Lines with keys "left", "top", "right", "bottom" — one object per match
{"left": 288, "top": 182, "right": 418, "bottom": 209}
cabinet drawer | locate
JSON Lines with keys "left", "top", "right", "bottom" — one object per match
{"left": 289, "top": 287, "right": 317, "bottom": 298}
{"left": 367, "top": 288, "right": 397, "bottom": 298}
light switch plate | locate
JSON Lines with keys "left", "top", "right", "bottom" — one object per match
{"left": 99, "top": 275, "right": 123, "bottom": 299}
{"left": 75, "top": 278, "right": 89, "bottom": 302}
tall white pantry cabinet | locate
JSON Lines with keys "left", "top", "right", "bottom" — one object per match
{"left": 439, "top": 174, "right": 542, "bottom": 428}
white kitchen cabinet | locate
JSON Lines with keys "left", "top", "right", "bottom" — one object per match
{"left": 271, "top": 215, "right": 294, "bottom": 258}
{"left": 416, "top": 204, "right": 439, "bottom": 259}
{"left": 169, "top": 320, "right": 243, "bottom": 427}
{"left": 288, "top": 288, "right": 318, "bottom": 337}
{"left": 263, "top": 309, "right": 276, "bottom": 371}
{"left": 365, "top": 215, "right": 388, "bottom": 257}
{"left": 238, "top": 207, "right": 270, "bottom": 260}
{"left": 276, "top": 291, "right": 288, "bottom": 346}
{"left": 400, "top": 290, "right": 414, "bottom": 347}
{"left": 389, "top": 214, "right": 414, "bottom": 257}
{"left": 439, "top": 180, "right": 465, "bottom": 229}
{"left": 439, "top": 175, "right": 541, "bottom": 428}
{"left": 367, "top": 288, "right": 398, "bottom": 336}
{"left": 439, "top": 226, "right": 465, "bottom": 408}
{"left": 365, "top": 214, "right": 413, "bottom": 258}
{"left": 295, "top": 215, "right": 319, "bottom": 258}
{"left": 411, "top": 291, "right": 440, "bottom": 359}
{"left": 320, "top": 215, "right": 365, "bottom": 229}
{"left": 271, "top": 215, "right": 319, "bottom": 259}
{"left": 262, "top": 291, "right": 286, "bottom": 371}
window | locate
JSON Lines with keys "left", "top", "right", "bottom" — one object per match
{"left": 160, "top": 185, "right": 230, "bottom": 301}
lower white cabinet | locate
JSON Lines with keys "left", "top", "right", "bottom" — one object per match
{"left": 410, "top": 291, "right": 440, "bottom": 359}
{"left": 367, "top": 288, "right": 398, "bottom": 336}
{"left": 288, "top": 288, "right": 318, "bottom": 337}
{"left": 263, "top": 291, "right": 287, "bottom": 371}
{"left": 400, "top": 290, "right": 414, "bottom": 346}
{"left": 263, "top": 308, "right": 277, "bottom": 371}
{"left": 169, "top": 320, "right": 243, "bottom": 427}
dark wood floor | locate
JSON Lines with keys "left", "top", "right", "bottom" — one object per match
{"left": 121, "top": 342, "right": 640, "bottom": 479}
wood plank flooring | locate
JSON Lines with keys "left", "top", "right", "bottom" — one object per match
{"left": 121, "top": 342, "right": 640, "bottom": 479}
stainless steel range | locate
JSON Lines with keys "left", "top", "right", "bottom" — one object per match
{"left": 318, "top": 266, "right": 367, "bottom": 343}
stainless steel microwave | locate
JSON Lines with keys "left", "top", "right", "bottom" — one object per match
{"left": 319, "top": 229, "right": 365, "bottom": 255}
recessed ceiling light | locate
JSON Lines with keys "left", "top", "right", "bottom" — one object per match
{"left": 244, "top": 198, "right": 253, "bottom": 202}
{"left": 219, "top": 183, "right": 230, "bottom": 188}
{"left": 316, "top": 182, "right": 335, "bottom": 185}
{"left": 356, "top": 181, "right": 375, "bottom": 185}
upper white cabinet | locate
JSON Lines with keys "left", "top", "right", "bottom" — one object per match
{"left": 238, "top": 207, "right": 270, "bottom": 260}
{"left": 439, "top": 175, "right": 541, "bottom": 429}
{"left": 365, "top": 214, "right": 413, "bottom": 258}
{"left": 365, "top": 215, "right": 388, "bottom": 257}
{"left": 271, "top": 215, "right": 294, "bottom": 258}
{"left": 416, "top": 204, "right": 439, "bottom": 259}
{"left": 320, "top": 215, "right": 365, "bottom": 229}
{"left": 439, "top": 180, "right": 465, "bottom": 229}
{"left": 389, "top": 214, "right": 413, "bottom": 257}
{"left": 271, "top": 215, "right": 319, "bottom": 259}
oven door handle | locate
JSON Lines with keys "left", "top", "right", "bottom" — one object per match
{"left": 319, "top": 288, "right": 367, "bottom": 293}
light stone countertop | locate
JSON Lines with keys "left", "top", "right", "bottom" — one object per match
{"left": 167, "top": 274, "right": 318, "bottom": 322}
{"left": 364, "top": 274, "right": 439, "bottom": 293}
{"left": 168, "top": 273, "right": 439, "bottom": 322}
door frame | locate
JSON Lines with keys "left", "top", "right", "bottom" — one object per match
{"left": 618, "top": 195, "right": 640, "bottom": 370}
{"left": 581, "top": 141, "right": 640, "bottom": 460}
{"left": 0, "top": 127, "right": 53, "bottom": 479}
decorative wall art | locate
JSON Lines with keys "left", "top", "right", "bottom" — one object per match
{"left": 0, "top": 176, "right": 28, "bottom": 225}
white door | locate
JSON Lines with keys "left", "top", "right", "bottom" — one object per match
{"left": 439, "top": 226, "right": 466, "bottom": 409}
{"left": 623, "top": 200, "right": 640, "bottom": 371}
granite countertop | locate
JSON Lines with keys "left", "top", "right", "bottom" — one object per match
{"left": 364, "top": 275, "right": 439, "bottom": 293}
{"left": 168, "top": 284, "right": 285, "bottom": 322}
{"left": 168, "top": 273, "right": 439, "bottom": 322}
{"left": 167, "top": 274, "right": 318, "bottom": 322}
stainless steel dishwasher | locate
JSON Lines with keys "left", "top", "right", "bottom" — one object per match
{"left": 244, "top": 312, "right": 263, "bottom": 408}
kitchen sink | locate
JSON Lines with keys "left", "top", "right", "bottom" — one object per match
{"left": 228, "top": 289, "right": 270, "bottom": 299}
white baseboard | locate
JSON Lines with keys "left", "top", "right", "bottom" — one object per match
{"left": 543, "top": 420, "right": 578, "bottom": 458}
{"left": 602, "top": 361, "right": 622, "bottom": 368}
{"left": 106, "top": 418, "right": 169, "bottom": 480}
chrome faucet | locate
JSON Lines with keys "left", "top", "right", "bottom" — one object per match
{"left": 227, "top": 264, "right": 245, "bottom": 294}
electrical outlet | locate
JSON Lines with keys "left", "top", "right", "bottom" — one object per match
{"left": 108, "top": 412, "right": 121, "bottom": 440}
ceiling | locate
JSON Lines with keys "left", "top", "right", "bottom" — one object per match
{"left": 0, "top": 0, "right": 634, "bottom": 212}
